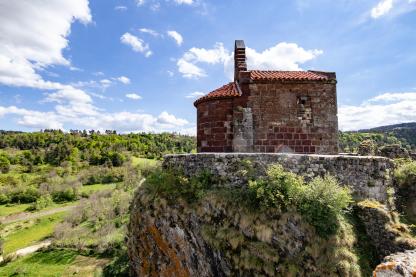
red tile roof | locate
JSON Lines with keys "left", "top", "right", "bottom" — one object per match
{"left": 250, "top": 70, "right": 329, "bottom": 81}
{"left": 194, "top": 70, "right": 332, "bottom": 106}
{"left": 194, "top": 82, "right": 240, "bottom": 106}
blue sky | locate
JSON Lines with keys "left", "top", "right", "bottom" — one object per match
{"left": 0, "top": 0, "right": 416, "bottom": 133}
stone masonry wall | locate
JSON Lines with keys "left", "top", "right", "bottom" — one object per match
{"left": 163, "top": 153, "right": 394, "bottom": 203}
{"left": 246, "top": 81, "right": 338, "bottom": 154}
{"left": 197, "top": 99, "right": 234, "bottom": 152}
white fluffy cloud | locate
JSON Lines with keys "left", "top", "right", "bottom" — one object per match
{"left": 174, "top": 0, "right": 194, "bottom": 4}
{"left": 126, "top": 93, "right": 142, "bottom": 100}
{"left": 186, "top": 91, "right": 205, "bottom": 98}
{"left": 177, "top": 42, "right": 231, "bottom": 78}
{"left": 121, "top": 33, "right": 152, "bottom": 57}
{"left": 139, "top": 28, "right": 160, "bottom": 37}
{"left": 0, "top": 106, "right": 63, "bottom": 129}
{"left": 246, "top": 43, "right": 323, "bottom": 71}
{"left": 370, "top": 0, "right": 416, "bottom": 19}
{"left": 136, "top": 0, "right": 146, "bottom": 6}
{"left": 339, "top": 92, "right": 416, "bottom": 131}
{"left": 157, "top": 111, "right": 188, "bottom": 126}
{"left": 0, "top": 103, "right": 193, "bottom": 133}
{"left": 177, "top": 42, "right": 322, "bottom": 79}
{"left": 116, "top": 76, "right": 131, "bottom": 84}
{"left": 371, "top": 0, "right": 394, "bottom": 18}
{"left": 167, "top": 30, "right": 184, "bottom": 46}
{"left": 0, "top": 0, "right": 91, "bottom": 89}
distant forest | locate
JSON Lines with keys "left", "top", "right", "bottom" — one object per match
{"left": 0, "top": 130, "right": 196, "bottom": 166}
{"left": 340, "top": 122, "right": 416, "bottom": 153}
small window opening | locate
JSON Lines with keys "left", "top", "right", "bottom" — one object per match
{"left": 297, "top": 96, "right": 312, "bottom": 126}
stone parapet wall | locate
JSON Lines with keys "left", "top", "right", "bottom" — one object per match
{"left": 163, "top": 153, "right": 394, "bottom": 203}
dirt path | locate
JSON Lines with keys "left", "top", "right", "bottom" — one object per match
{"left": 0, "top": 205, "right": 76, "bottom": 225}
{"left": 0, "top": 239, "right": 52, "bottom": 263}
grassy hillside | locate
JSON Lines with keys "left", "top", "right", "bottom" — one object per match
{"left": 340, "top": 122, "right": 416, "bottom": 153}
{"left": 0, "top": 130, "right": 186, "bottom": 276}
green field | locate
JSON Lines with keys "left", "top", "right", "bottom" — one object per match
{"left": 79, "top": 183, "right": 117, "bottom": 194}
{"left": 0, "top": 249, "right": 78, "bottom": 277}
{"left": 131, "top": 156, "right": 160, "bottom": 167}
{"left": 2, "top": 212, "right": 67, "bottom": 254}
{"left": 0, "top": 203, "right": 31, "bottom": 217}
{"left": 0, "top": 249, "right": 110, "bottom": 277}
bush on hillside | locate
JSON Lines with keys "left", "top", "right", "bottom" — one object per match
{"left": 27, "top": 195, "right": 53, "bottom": 211}
{"left": 144, "top": 169, "right": 215, "bottom": 203}
{"left": 298, "top": 175, "right": 352, "bottom": 236}
{"left": 248, "top": 164, "right": 304, "bottom": 209}
{"left": 395, "top": 160, "right": 416, "bottom": 188}
{"left": 80, "top": 166, "right": 125, "bottom": 185}
{"left": 0, "top": 155, "right": 10, "bottom": 173}
{"left": 248, "top": 165, "right": 352, "bottom": 237}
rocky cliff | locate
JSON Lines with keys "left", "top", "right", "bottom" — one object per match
{"left": 128, "top": 187, "right": 361, "bottom": 276}
{"left": 128, "top": 155, "right": 416, "bottom": 277}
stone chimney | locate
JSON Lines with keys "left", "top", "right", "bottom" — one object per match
{"left": 234, "top": 40, "right": 247, "bottom": 82}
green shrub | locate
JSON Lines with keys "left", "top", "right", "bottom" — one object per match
{"left": 9, "top": 186, "right": 40, "bottom": 203}
{"left": 103, "top": 251, "right": 129, "bottom": 277}
{"left": 27, "top": 195, "right": 53, "bottom": 211}
{"left": 81, "top": 167, "right": 125, "bottom": 185}
{"left": 52, "top": 188, "right": 78, "bottom": 203}
{"left": 248, "top": 164, "right": 304, "bottom": 209}
{"left": 144, "top": 169, "right": 215, "bottom": 203}
{"left": 298, "top": 175, "right": 352, "bottom": 237}
{"left": 0, "top": 193, "right": 9, "bottom": 204}
{"left": 248, "top": 165, "right": 352, "bottom": 237}
{"left": 395, "top": 160, "right": 416, "bottom": 188}
{"left": 0, "top": 155, "right": 10, "bottom": 173}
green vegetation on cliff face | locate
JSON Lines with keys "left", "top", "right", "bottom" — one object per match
{"left": 132, "top": 165, "right": 373, "bottom": 276}
{"left": 394, "top": 160, "right": 416, "bottom": 226}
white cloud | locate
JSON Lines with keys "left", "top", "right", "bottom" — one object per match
{"left": 339, "top": 92, "right": 416, "bottom": 131}
{"left": 0, "top": 104, "right": 192, "bottom": 133}
{"left": 126, "top": 93, "right": 142, "bottom": 100}
{"left": 44, "top": 87, "right": 99, "bottom": 117}
{"left": 115, "top": 6, "right": 127, "bottom": 11}
{"left": 167, "top": 30, "right": 184, "bottom": 46}
{"left": 136, "top": 0, "right": 146, "bottom": 6}
{"left": 369, "top": 0, "right": 416, "bottom": 19}
{"left": 157, "top": 111, "right": 188, "bottom": 126}
{"left": 100, "top": 79, "right": 112, "bottom": 89}
{"left": 120, "top": 33, "right": 152, "bottom": 57}
{"left": 0, "top": 0, "right": 91, "bottom": 89}
{"left": 150, "top": 2, "right": 161, "bottom": 11}
{"left": 186, "top": 91, "right": 205, "bottom": 98}
{"left": 45, "top": 87, "right": 92, "bottom": 105}
{"left": 174, "top": 0, "right": 194, "bottom": 5}
{"left": 139, "top": 28, "right": 160, "bottom": 37}
{"left": 177, "top": 42, "right": 231, "bottom": 78}
{"left": 0, "top": 106, "right": 63, "bottom": 129}
{"left": 371, "top": 0, "right": 394, "bottom": 18}
{"left": 116, "top": 76, "right": 131, "bottom": 84}
{"left": 176, "top": 41, "right": 322, "bottom": 80}
{"left": 245, "top": 43, "right": 323, "bottom": 71}
{"left": 177, "top": 60, "right": 207, "bottom": 79}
